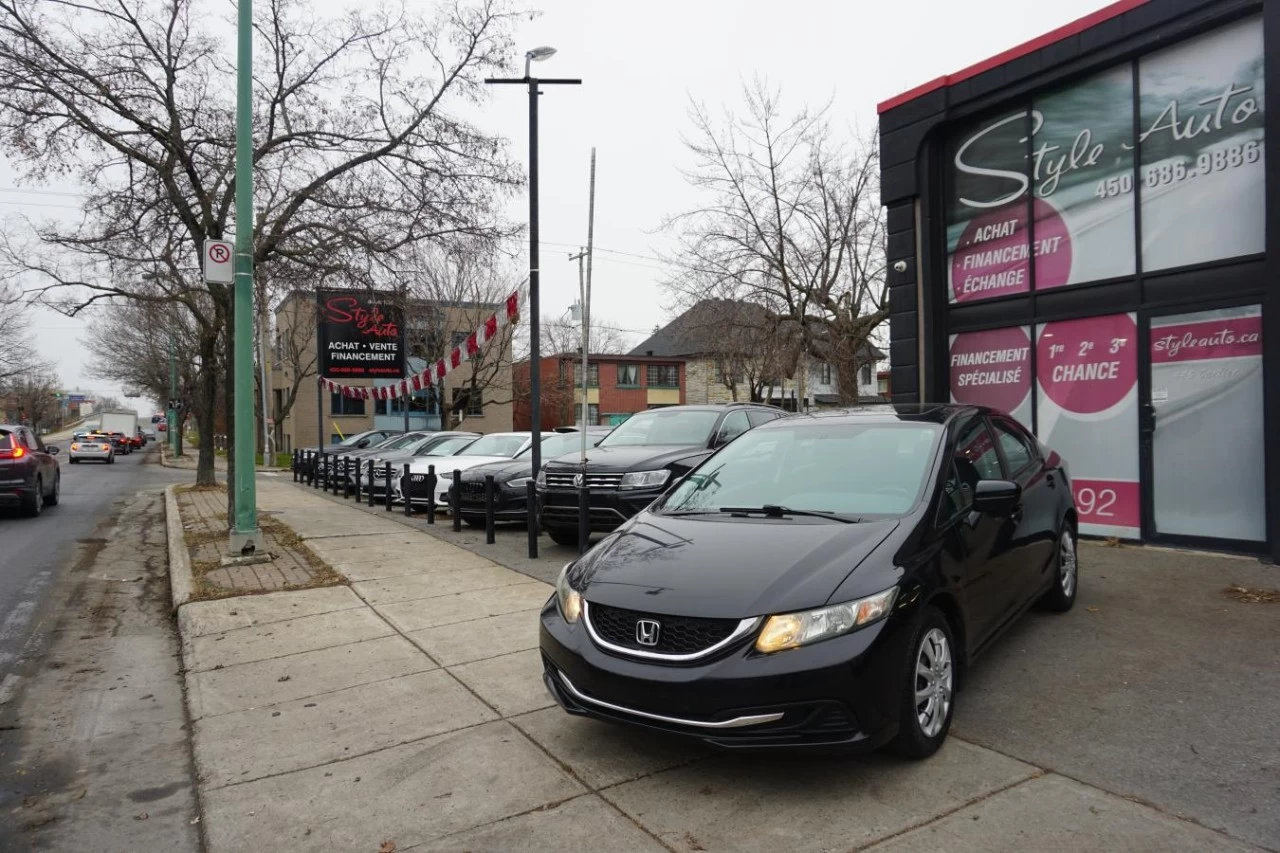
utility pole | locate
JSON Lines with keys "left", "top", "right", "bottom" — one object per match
{"left": 230, "top": 0, "right": 261, "bottom": 555}
{"left": 582, "top": 148, "right": 596, "bottom": 463}
{"left": 258, "top": 289, "right": 272, "bottom": 466}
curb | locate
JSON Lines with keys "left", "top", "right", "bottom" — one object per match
{"left": 165, "top": 484, "right": 194, "bottom": 612}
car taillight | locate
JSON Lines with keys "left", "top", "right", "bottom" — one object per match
{"left": 71, "top": 443, "right": 80, "bottom": 450}
{"left": 0, "top": 446, "right": 25, "bottom": 459}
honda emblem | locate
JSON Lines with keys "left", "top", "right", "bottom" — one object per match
{"left": 635, "top": 619, "right": 660, "bottom": 647}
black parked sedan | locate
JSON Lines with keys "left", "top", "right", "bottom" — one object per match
{"left": 457, "top": 429, "right": 611, "bottom": 525}
{"left": 540, "top": 404, "right": 1077, "bottom": 757}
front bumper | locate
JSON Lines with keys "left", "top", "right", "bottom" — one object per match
{"left": 458, "top": 485, "right": 528, "bottom": 520}
{"left": 539, "top": 598, "right": 912, "bottom": 751}
{"left": 538, "top": 486, "right": 662, "bottom": 532}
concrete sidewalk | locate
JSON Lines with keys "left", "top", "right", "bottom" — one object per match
{"left": 172, "top": 476, "right": 1267, "bottom": 852}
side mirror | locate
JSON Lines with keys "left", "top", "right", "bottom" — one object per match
{"left": 973, "top": 479, "right": 1021, "bottom": 515}
{"left": 48, "top": 446, "right": 60, "bottom": 455}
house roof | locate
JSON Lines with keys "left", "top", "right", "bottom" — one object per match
{"left": 631, "top": 300, "right": 886, "bottom": 362}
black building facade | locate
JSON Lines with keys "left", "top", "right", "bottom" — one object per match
{"left": 878, "top": 0, "right": 1278, "bottom": 561}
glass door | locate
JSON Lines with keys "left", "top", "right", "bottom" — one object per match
{"left": 1146, "top": 305, "right": 1265, "bottom": 543}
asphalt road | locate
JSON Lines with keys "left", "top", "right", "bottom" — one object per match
{"left": 0, "top": 442, "right": 183, "bottom": 690}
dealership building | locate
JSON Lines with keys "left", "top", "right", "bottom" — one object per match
{"left": 878, "top": 0, "right": 1277, "bottom": 561}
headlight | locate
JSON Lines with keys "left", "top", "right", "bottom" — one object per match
{"left": 618, "top": 469, "right": 671, "bottom": 490}
{"left": 536, "top": 470, "right": 547, "bottom": 487}
{"left": 555, "top": 563, "right": 582, "bottom": 624}
{"left": 506, "top": 476, "right": 533, "bottom": 487}
{"left": 754, "top": 587, "right": 898, "bottom": 654}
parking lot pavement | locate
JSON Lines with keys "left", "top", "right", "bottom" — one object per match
{"left": 170, "top": 474, "right": 1275, "bottom": 852}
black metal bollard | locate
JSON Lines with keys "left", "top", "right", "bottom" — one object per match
{"left": 385, "top": 462, "right": 394, "bottom": 512}
{"left": 321, "top": 452, "right": 329, "bottom": 492}
{"left": 451, "top": 469, "right": 462, "bottom": 531}
{"left": 310, "top": 451, "right": 318, "bottom": 488}
{"left": 404, "top": 464, "right": 412, "bottom": 517}
{"left": 526, "top": 481, "right": 539, "bottom": 559}
{"left": 425, "top": 466, "right": 436, "bottom": 525}
{"left": 292, "top": 449, "right": 299, "bottom": 482}
{"left": 484, "top": 474, "right": 496, "bottom": 544}
{"left": 578, "top": 473, "right": 591, "bottom": 555}
{"left": 367, "top": 460, "right": 376, "bottom": 508}
{"left": 342, "top": 457, "right": 352, "bottom": 498}
{"left": 354, "top": 457, "right": 362, "bottom": 502}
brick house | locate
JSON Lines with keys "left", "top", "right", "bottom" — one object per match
{"left": 513, "top": 353, "right": 686, "bottom": 429}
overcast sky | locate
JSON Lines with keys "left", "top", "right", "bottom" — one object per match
{"left": 6, "top": 0, "right": 1119, "bottom": 410}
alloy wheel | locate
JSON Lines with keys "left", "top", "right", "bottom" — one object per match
{"left": 1059, "top": 531, "right": 1077, "bottom": 598}
{"left": 914, "top": 627, "right": 953, "bottom": 738}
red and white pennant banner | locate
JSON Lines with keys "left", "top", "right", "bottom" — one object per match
{"left": 319, "top": 290, "right": 519, "bottom": 401}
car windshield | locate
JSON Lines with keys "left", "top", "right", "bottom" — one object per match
{"left": 421, "top": 436, "right": 476, "bottom": 456}
{"left": 598, "top": 409, "right": 720, "bottom": 447}
{"left": 517, "top": 432, "right": 591, "bottom": 460}
{"left": 337, "top": 432, "right": 374, "bottom": 447}
{"left": 456, "top": 434, "right": 526, "bottom": 458}
{"left": 659, "top": 421, "right": 942, "bottom": 519}
{"left": 378, "top": 433, "right": 424, "bottom": 451}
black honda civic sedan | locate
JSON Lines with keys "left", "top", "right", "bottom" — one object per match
{"left": 539, "top": 404, "right": 1078, "bottom": 758}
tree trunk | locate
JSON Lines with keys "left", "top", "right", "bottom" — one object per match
{"left": 195, "top": 329, "right": 218, "bottom": 486}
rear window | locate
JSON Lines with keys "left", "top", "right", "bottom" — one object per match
{"left": 0, "top": 432, "right": 12, "bottom": 451}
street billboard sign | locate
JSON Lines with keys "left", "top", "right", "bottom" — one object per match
{"left": 316, "top": 289, "right": 405, "bottom": 380}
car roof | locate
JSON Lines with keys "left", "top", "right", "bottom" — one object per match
{"left": 624, "top": 403, "right": 778, "bottom": 414}
{"left": 754, "top": 403, "right": 983, "bottom": 428}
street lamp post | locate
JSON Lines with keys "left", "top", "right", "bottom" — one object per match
{"left": 230, "top": 0, "right": 261, "bottom": 555}
{"left": 486, "top": 48, "right": 580, "bottom": 549}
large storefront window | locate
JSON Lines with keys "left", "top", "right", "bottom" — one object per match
{"left": 1139, "top": 17, "right": 1265, "bottom": 272}
{"left": 944, "top": 14, "right": 1263, "bottom": 303}
{"left": 948, "top": 327, "right": 1031, "bottom": 427}
{"left": 1035, "top": 313, "right": 1139, "bottom": 538}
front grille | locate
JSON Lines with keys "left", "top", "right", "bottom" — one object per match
{"left": 544, "top": 472, "right": 623, "bottom": 490}
{"left": 588, "top": 603, "right": 740, "bottom": 657}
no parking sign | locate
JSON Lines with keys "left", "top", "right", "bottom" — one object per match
{"left": 203, "top": 239, "right": 234, "bottom": 283}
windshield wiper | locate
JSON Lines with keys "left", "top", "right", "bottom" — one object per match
{"left": 718, "top": 505, "right": 861, "bottom": 523}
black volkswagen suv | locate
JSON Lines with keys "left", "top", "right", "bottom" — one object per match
{"left": 537, "top": 404, "right": 785, "bottom": 546}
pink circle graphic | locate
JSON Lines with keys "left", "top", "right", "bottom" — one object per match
{"left": 951, "top": 198, "right": 1072, "bottom": 302}
{"left": 1037, "top": 314, "right": 1137, "bottom": 415}
{"left": 949, "top": 326, "right": 1031, "bottom": 415}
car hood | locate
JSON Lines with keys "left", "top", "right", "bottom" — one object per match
{"left": 571, "top": 512, "right": 900, "bottom": 619}
{"left": 543, "top": 444, "right": 704, "bottom": 474}
{"left": 459, "top": 458, "right": 529, "bottom": 481}
{"left": 408, "top": 454, "right": 514, "bottom": 475}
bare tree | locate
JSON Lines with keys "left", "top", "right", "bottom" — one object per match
{"left": 84, "top": 299, "right": 203, "bottom": 455}
{"left": 5, "top": 365, "right": 61, "bottom": 431}
{"left": 539, "top": 315, "right": 634, "bottom": 356}
{"left": 395, "top": 243, "right": 520, "bottom": 427}
{"left": 664, "top": 80, "right": 887, "bottom": 404}
{"left": 0, "top": 0, "right": 521, "bottom": 492}
{"left": 0, "top": 280, "right": 41, "bottom": 383}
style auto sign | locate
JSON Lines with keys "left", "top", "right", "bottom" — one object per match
{"left": 317, "top": 289, "right": 405, "bottom": 379}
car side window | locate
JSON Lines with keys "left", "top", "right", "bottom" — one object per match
{"left": 938, "top": 420, "right": 1001, "bottom": 525}
{"left": 716, "top": 411, "right": 751, "bottom": 446}
{"left": 21, "top": 430, "right": 40, "bottom": 451}
{"left": 991, "top": 419, "right": 1037, "bottom": 476}
{"left": 747, "top": 410, "right": 779, "bottom": 428}
{"left": 938, "top": 461, "right": 973, "bottom": 521}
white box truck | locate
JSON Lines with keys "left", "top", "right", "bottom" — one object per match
{"left": 100, "top": 411, "right": 139, "bottom": 454}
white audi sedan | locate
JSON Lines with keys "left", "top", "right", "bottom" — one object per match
{"left": 401, "top": 432, "right": 551, "bottom": 509}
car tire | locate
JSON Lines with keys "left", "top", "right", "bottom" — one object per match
{"left": 107, "top": 455, "right": 115, "bottom": 464}
{"left": 45, "top": 473, "right": 60, "bottom": 507}
{"left": 1038, "top": 525, "right": 1078, "bottom": 613}
{"left": 546, "top": 527, "right": 579, "bottom": 547}
{"left": 23, "top": 478, "right": 43, "bottom": 517}
{"left": 70, "top": 458, "right": 79, "bottom": 464}
{"left": 889, "top": 606, "right": 956, "bottom": 760}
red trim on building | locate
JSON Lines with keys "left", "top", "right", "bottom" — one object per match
{"left": 876, "top": 0, "right": 1150, "bottom": 114}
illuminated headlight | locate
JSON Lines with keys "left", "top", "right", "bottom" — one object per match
{"left": 754, "top": 587, "right": 898, "bottom": 654}
{"left": 618, "top": 469, "right": 670, "bottom": 490}
{"left": 555, "top": 563, "right": 582, "bottom": 624}
{"left": 506, "top": 476, "right": 533, "bottom": 488}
